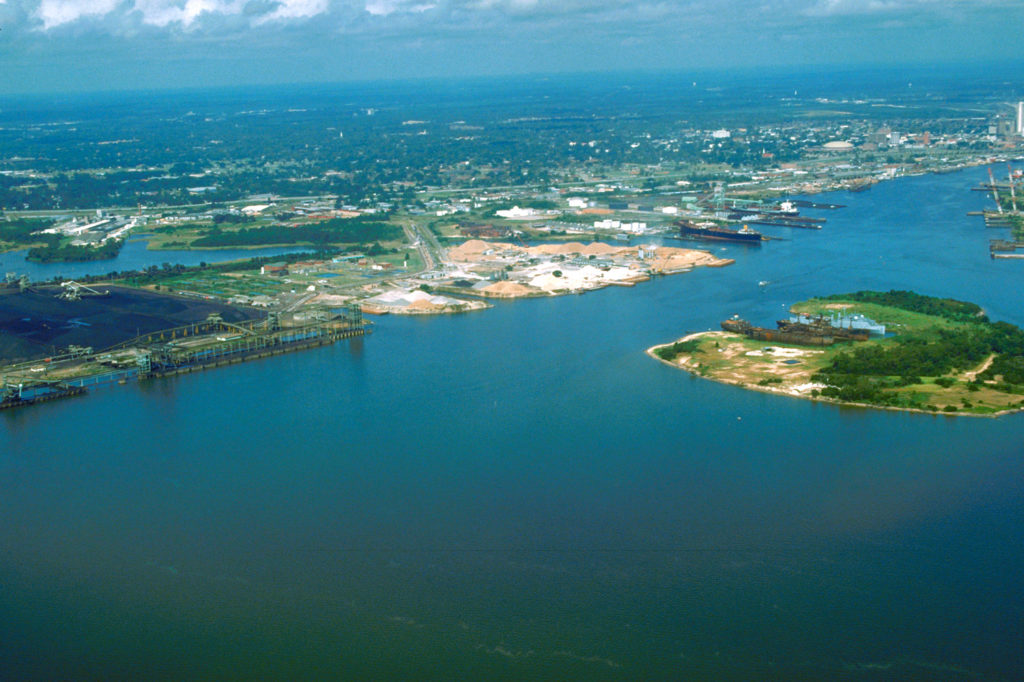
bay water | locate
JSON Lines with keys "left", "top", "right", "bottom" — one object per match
{"left": 2, "top": 167, "right": 1023, "bottom": 679}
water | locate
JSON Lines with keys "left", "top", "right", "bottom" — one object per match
{"left": 0, "top": 239, "right": 309, "bottom": 283}
{"left": 2, "top": 167, "right": 1023, "bottom": 680}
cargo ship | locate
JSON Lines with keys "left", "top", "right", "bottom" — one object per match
{"left": 788, "top": 199, "right": 846, "bottom": 210}
{"left": 743, "top": 215, "right": 824, "bottom": 229}
{"left": 721, "top": 314, "right": 871, "bottom": 346}
{"left": 677, "top": 220, "right": 763, "bottom": 243}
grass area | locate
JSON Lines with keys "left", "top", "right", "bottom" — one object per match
{"left": 653, "top": 293, "right": 1024, "bottom": 416}
{"left": 148, "top": 248, "right": 424, "bottom": 301}
{"left": 790, "top": 298, "right": 966, "bottom": 335}
{"left": 154, "top": 270, "right": 285, "bottom": 298}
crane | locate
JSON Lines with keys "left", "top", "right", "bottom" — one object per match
{"left": 1009, "top": 164, "right": 1019, "bottom": 213}
{"left": 988, "top": 167, "right": 1003, "bottom": 214}
{"left": 57, "top": 281, "right": 109, "bottom": 301}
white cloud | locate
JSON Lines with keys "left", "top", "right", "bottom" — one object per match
{"left": 132, "top": 0, "right": 247, "bottom": 26}
{"left": 15, "top": 0, "right": 1020, "bottom": 35}
{"left": 802, "top": 0, "right": 1006, "bottom": 16}
{"left": 365, "top": 0, "right": 436, "bottom": 17}
{"left": 258, "top": 0, "right": 329, "bottom": 22}
{"left": 37, "top": 0, "right": 121, "bottom": 28}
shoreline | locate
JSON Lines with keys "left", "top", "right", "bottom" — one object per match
{"left": 647, "top": 331, "right": 1024, "bottom": 419}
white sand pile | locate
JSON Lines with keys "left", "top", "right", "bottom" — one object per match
{"left": 530, "top": 273, "right": 571, "bottom": 292}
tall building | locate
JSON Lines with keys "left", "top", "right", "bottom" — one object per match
{"left": 1017, "top": 101, "right": 1023, "bottom": 135}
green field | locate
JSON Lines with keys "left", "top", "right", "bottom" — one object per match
{"left": 653, "top": 291, "right": 1024, "bottom": 416}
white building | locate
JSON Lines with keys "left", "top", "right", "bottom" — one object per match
{"left": 495, "top": 206, "right": 537, "bottom": 219}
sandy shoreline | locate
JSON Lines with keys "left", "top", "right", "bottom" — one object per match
{"left": 646, "top": 332, "right": 1022, "bottom": 418}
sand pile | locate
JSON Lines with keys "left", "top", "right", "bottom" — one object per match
{"left": 448, "top": 239, "right": 514, "bottom": 261}
{"left": 481, "top": 281, "right": 538, "bottom": 297}
{"left": 526, "top": 242, "right": 627, "bottom": 257}
{"left": 310, "top": 293, "right": 352, "bottom": 306}
{"left": 407, "top": 298, "right": 442, "bottom": 311}
{"left": 648, "top": 247, "right": 725, "bottom": 273}
{"left": 580, "top": 242, "right": 629, "bottom": 256}
{"left": 452, "top": 239, "right": 631, "bottom": 262}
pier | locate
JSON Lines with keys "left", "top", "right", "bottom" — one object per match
{"left": 1, "top": 380, "right": 87, "bottom": 410}
{"left": 990, "top": 239, "right": 1024, "bottom": 258}
{"left": 0, "top": 305, "right": 368, "bottom": 409}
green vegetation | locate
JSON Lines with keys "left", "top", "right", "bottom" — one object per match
{"left": 0, "top": 218, "right": 54, "bottom": 248}
{"left": 660, "top": 291, "right": 1024, "bottom": 416}
{"left": 190, "top": 218, "right": 402, "bottom": 248}
{"left": 1009, "top": 215, "right": 1024, "bottom": 241}
{"left": 654, "top": 338, "right": 701, "bottom": 361}
{"left": 27, "top": 239, "right": 122, "bottom": 263}
{"left": 821, "top": 290, "right": 987, "bottom": 324}
{"left": 804, "top": 293, "right": 1024, "bottom": 411}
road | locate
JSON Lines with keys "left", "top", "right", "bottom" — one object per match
{"left": 403, "top": 222, "right": 446, "bottom": 275}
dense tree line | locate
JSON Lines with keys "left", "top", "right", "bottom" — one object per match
{"left": 813, "top": 293, "right": 1024, "bottom": 405}
{"left": 28, "top": 239, "right": 122, "bottom": 263}
{"left": 0, "top": 218, "right": 54, "bottom": 245}
{"left": 822, "top": 290, "right": 987, "bottom": 323}
{"left": 654, "top": 339, "right": 701, "bottom": 361}
{"left": 190, "top": 220, "right": 401, "bottom": 248}
{"left": 822, "top": 327, "right": 992, "bottom": 378}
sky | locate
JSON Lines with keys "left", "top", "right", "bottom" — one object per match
{"left": 1, "top": 0, "right": 1022, "bottom": 94}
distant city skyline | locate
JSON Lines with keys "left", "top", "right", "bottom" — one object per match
{"left": 1, "top": 0, "right": 1023, "bottom": 94}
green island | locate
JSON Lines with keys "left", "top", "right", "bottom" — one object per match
{"left": 27, "top": 239, "right": 123, "bottom": 263}
{"left": 649, "top": 290, "right": 1024, "bottom": 416}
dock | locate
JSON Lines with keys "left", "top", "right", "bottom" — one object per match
{"left": 990, "top": 239, "right": 1024, "bottom": 258}
{"left": 1, "top": 381, "right": 87, "bottom": 410}
{"left": 0, "top": 305, "right": 369, "bottom": 410}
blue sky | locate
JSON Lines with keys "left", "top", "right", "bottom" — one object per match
{"left": 1, "top": 0, "right": 1022, "bottom": 93}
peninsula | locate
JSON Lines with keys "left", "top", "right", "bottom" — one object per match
{"left": 649, "top": 291, "right": 1024, "bottom": 416}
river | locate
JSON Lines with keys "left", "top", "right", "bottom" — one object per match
{"left": 2, "top": 166, "right": 1022, "bottom": 680}
{"left": 0, "top": 238, "right": 308, "bottom": 283}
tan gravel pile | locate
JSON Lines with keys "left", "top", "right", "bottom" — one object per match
{"left": 527, "top": 242, "right": 627, "bottom": 257}
{"left": 449, "top": 239, "right": 516, "bottom": 261}
{"left": 407, "top": 298, "right": 442, "bottom": 310}
{"left": 648, "top": 247, "right": 724, "bottom": 272}
{"left": 481, "top": 281, "right": 538, "bottom": 297}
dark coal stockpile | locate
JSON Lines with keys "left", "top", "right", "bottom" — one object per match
{"left": 0, "top": 285, "right": 261, "bottom": 364}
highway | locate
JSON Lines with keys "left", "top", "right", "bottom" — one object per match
{"left": 403, "top": 221, "right": 446, "bottom": 275}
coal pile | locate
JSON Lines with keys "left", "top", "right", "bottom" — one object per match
{"left": 0, "top": 285, "right": 262, "bottom": 364}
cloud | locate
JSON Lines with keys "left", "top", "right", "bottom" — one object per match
{"left": 257, "top": 0, "right": 329, "bottom": 22}
{"left": 130, "top": 0, "right": 252, "bottom": 27}
{"left": 37, "top": 0, "right": 121, "bottom": 28}
{"left": 802, "top": 0, "right": 1010, "bottom": 16}
{"left": 8, "top": 0, "right": 1023, "bottom": 52}
{"left": 365, "top": 0, "right": 436, "bottom": 16}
